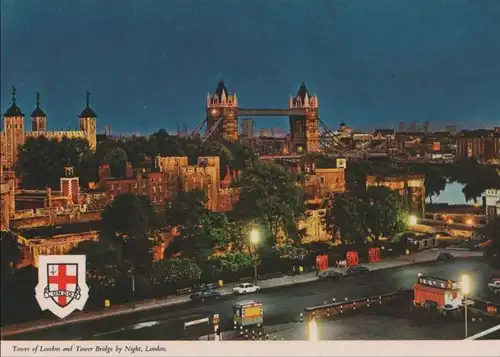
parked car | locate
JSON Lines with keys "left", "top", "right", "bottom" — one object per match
{"left": 318, "top": 270, "right": 343, "bottom": 281}
{"left": 439, "top": 304, "right": 461, "bottom": 317}
{"left": 189, "top": 290, "right": 221, "bottom": 302}
{"left": 488, "top": 279, "right": 500, "bottom": 294}
{"left": 232, "top": 283, "right": 260, "bottom": 294}
{"left": 344, "top": 266, "right": 370, "bottom": 277}
{"left": 437, "top": 252, "right": 455, "bottom": 261}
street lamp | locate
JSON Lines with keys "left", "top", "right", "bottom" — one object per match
{"left": 408, "top": 215, "right": 418, "bottom": 226}
{"left": 250, "top": 229, "right": 260, "bottom": 245}
{"left": 461, "top": 274, "right": 470, "bottom": 338}
{"left": 308, "top": 318, "right": 318, "bottom": 341}
{"left": 250, "top": 229, "right": 260, "bottom": 285}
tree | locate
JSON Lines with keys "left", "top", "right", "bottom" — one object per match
{"left": 149, "top": 258, "right": 202, "bottom": 292}
{"left": 208, "top": 252, "right": 253, "bottom": 273}
{"left": 450, "top": 159, "right": 500, "bottom": 204}
{"left": 68, "top": 240, "right": 126, "bottom": 305}
{"left": 409, "top": 164, "right": 447, "bottom": 203}
{"left": 328, "top": 192, "right": 367, "bottom": 245}
{"left": 361, "top": 187, "right": 408, "bottom": 241}
{"left": 232, "top": 161, "right": 305, "bottom": 247}
{"left": 101, "top": 194, "right": 159, "bottom": 271}
{"left": 165, "top": 189, "right": 209, "bottom": 230}
{"left": 103, "top": 147, "right": 128, "bottom": 177}
{"left": 480, "top": 217, "right": 500, "bottom": 266}
{"left": 164, "top": 189, "right": 209, "bottom": 257}
{"left": 16, "top": 136, "right": 94, "bottom": 189}
{"left": 0, "top": 231, "right": 22, "bottom": 276}
{"left": 165, "top": 209, "right": 234, "bottom": 262}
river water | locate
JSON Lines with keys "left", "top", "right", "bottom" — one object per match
{"left": 426, "top": 182, "right": 473, "bottom": 205}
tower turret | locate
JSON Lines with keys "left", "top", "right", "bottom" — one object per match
{"left": 31, "top": 92, "right": 47, "bottom": 132}
{"left": 288, "top": 82, "right": 319, "bottom": 154}
{"left": 205, "top": 80, "right": 238, "bottom": 142}
{"left": 78, "top": 91, "right": 97, "bottom": 151}
{"left": 3, "top": 86, "right": 26, "bottom": 168}
{"left": 291, "top": 82, "right": 319, "bottom": 109}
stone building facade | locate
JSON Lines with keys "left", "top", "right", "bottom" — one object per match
{"left": 0, "top": 160, "right": 16, "bottom": 230}
{"left": 1, "top": 88, "right": 97, "bottom": 169}
{"left": 456, "top": 129, "right": 500, "bottom": 163}
{"left": 365, "top": 174, "right": 426, "bottom": 217}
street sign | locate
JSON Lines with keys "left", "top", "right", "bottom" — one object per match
{"left": 212, "top": 313, "right": 220, "bottom": 325}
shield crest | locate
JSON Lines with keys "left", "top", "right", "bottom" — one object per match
{"left": 35, "top": 255, "right": 89, "bottom": 319}
{"left": 45, "top": 263, "right": 80, "bottom": 308}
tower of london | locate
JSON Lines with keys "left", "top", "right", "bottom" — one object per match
{"left": 1, "top": 87, "right": 97, "bottom": 169}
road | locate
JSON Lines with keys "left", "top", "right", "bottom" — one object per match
{"left": 5, "top": 258, "right": 499, "bottom": 341}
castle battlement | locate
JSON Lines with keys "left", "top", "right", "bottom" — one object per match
{"left": 2, "top": 88, "right": 97, "bottom": 169}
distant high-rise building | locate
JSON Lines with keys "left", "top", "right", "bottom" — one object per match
{"left": 409, "top": 121, "right": 418, "bottom": 132}
{"left": 260, "top": 128, "right": 271, "bottom": 137}
{"left": 241, "top": 118, "right": 254, "bottom": 138}
{"left": 423, "top": 121, "right": 430, "bottom": 134}
{"left": 398, "top": 122, "right": 406, "bottom": 133}
{"left": 445, "top": 125, "right": 458, "bottom": 133}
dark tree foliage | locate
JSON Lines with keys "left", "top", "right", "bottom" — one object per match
{"left": 0, "top": 231, "right": 22, "bottom": 276}
{"left": 101, "top": 194, "right": 159, "bottom": 271}
{"left": 16, "top": 137, "right": 95, "bottom": 189}
{"left": 232, "top": 161, "right": 305, "bottom": 247}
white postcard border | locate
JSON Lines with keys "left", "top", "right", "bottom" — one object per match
{"left": 1, "top": 341, "right": 500, "bottom": 357}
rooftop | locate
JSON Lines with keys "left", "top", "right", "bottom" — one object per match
{"left": 15, "top": 221, "right": 103, "bottom": 239}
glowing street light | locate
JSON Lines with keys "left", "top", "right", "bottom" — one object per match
{"left": 250, "top": 229, "right": 260, "bottom": 284}
{"left": 408, "top": 215, "right": 418, "bottom": 226}
{"left": 308, "top": 318, "right": 318, "bottom": 341}
{"left": 250, "top": 229, "right": 260, "bottom": 244}
{"left": 465, "top": 218, "right": 474, "bottom": 226}
{"left": 461, "top": 274, "right": 471, "bottom": 338}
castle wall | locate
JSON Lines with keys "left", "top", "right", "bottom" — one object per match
{"left": 366, "top": 174, "right": 426, "bottom": 217}
{"left": 10, "top": 210, "right": 102, "bottom": 229}
{"left": 18, "top": 231, "right": 99, "bottom": 267}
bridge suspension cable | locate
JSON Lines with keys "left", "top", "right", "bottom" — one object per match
{"left": 190, "top": 118, "right": 207, "bottom": 137}
{"left": 317, "top": 117, "right": 346, "bottom": 154}
{"left": 201, "top": 116, "right": 224, "bottom": 143}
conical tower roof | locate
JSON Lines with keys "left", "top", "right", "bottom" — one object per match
{"left": 3, "top": 86, "right": 24, "bottom": 117}
{"left": 79, "top": 91, "right": 98, "bottom": 118}
{"left": 31, "top": 92, "right": 47, "bottom": 117}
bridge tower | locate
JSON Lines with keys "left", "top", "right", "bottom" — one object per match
{"left": 206, "top": 80, "right": 239, "bottom": 142}
{"left": 289, "top": 82, "right": 319, "bottom": 154}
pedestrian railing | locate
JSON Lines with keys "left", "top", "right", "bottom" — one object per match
{"left": 303, "top": 289, "right": 413, "bottom": 321}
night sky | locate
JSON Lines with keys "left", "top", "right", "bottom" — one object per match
{"left": 2, "top": 0, "right": 500, "bottom": 134}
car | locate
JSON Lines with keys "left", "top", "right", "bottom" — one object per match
{"left": 318, "top": 270, "right": 343, "bottom": 281}
{"left": 189, "top": 290, "right": 221, "bottom": 302}
{"left": 344, "top": 266, "right": 370, "bottom": 276}
{"left": 437, "top": 252, "right": 454, "bottom": 261}
{"left": 232, "top": 283, "right": 260, "bottom": 294}
{"left": 439, "top": 304, "right": 461, "bottom": 317}
{"left": 488, "top": 280, "right": 500, "bottom": 294}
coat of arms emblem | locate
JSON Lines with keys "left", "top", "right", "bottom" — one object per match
{"left": 35, "top": 255, "right": 89, "bottom": 319}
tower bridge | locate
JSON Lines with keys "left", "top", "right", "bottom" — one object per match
{"left": 192, "top": 80, "right": 345, "bottom": 154}
{"left": 193, "top": 80, "right": 412, "bottom": 160}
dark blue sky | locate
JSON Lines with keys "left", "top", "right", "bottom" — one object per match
{"left": 2, "top": 0, "right": 499, "bottom": 134}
